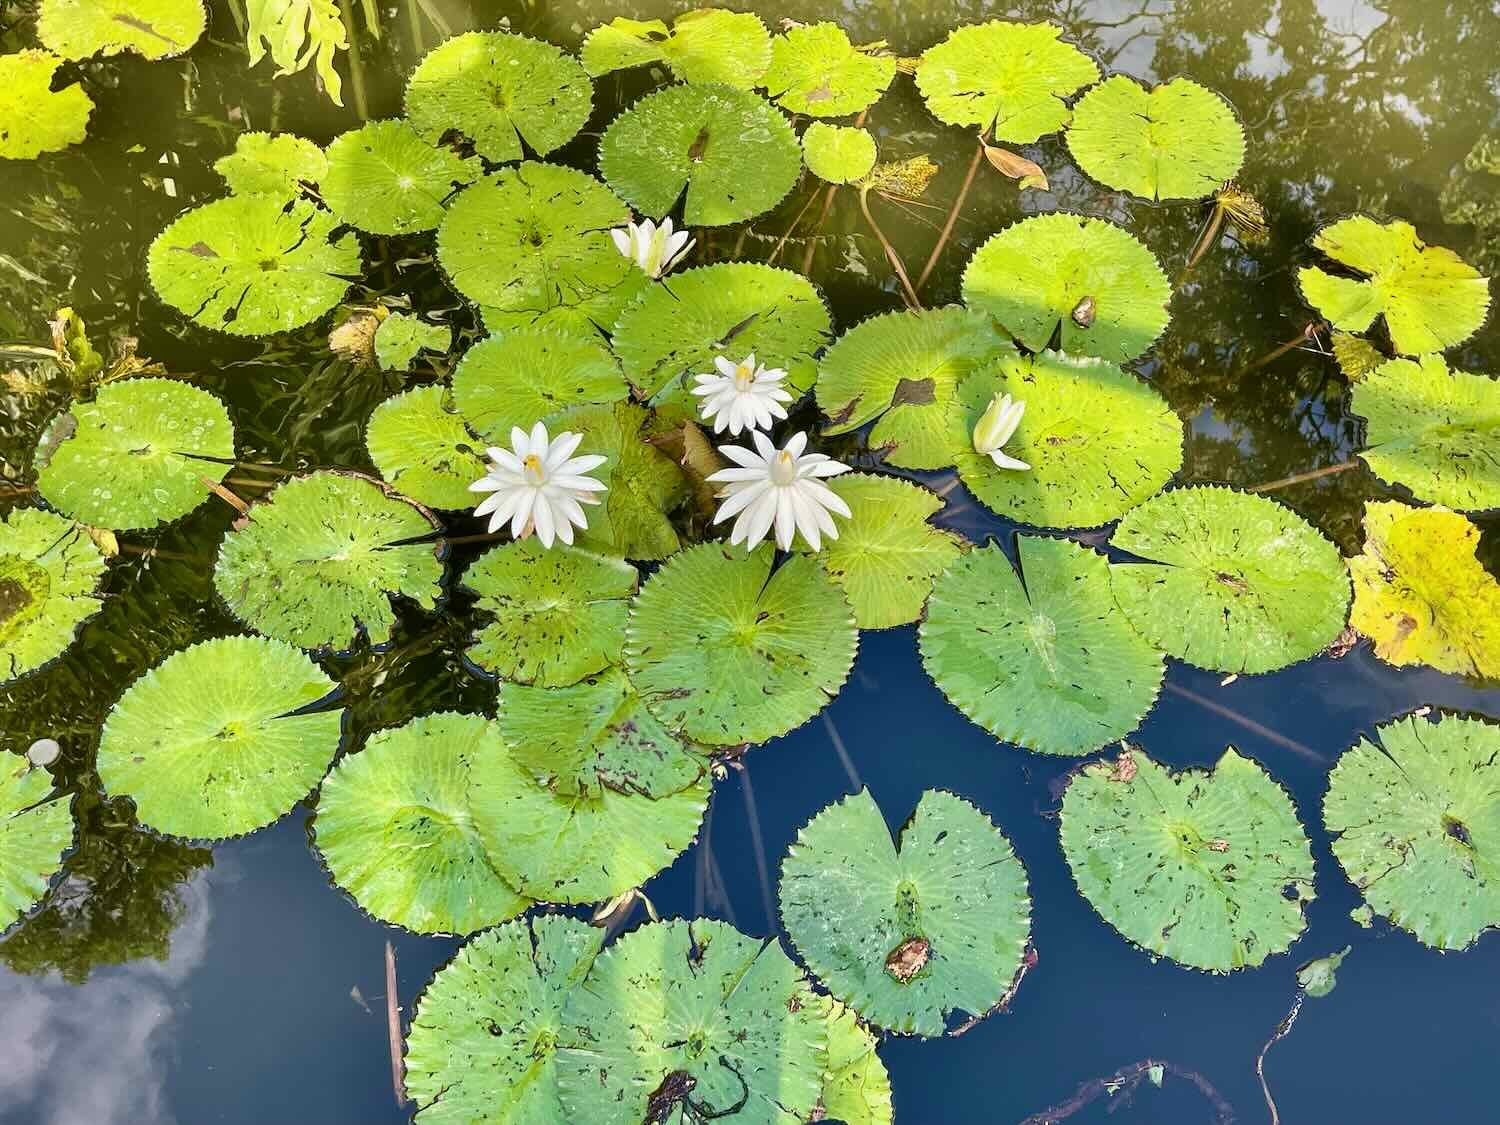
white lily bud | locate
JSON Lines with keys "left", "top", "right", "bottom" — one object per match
{"left": 972, "top": 392, "right": 1030, "bottom": 471}
{"left": 610, "top": 216, "right": 696, "bottom": 279}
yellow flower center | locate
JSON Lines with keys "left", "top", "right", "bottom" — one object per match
{"left": 770, "top": 449, "right": 798, "bottom": 486}
{"left": 733, "top": 363, "right": 754, "bottom": 392}
{"left": 522, "top": 453, "right": 546, "bottom": 486}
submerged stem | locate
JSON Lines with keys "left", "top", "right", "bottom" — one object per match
{"left": 1248, "top": 460, "right": 1359, "bottom": 493}
{"left": 338, "top": 0, "right": 369, "bottom": 120}
{"left": 859, "top": 188, "right": 923, "bottom": 310}
{"left": 916, "top": 137, "right": 985, "bottom": 293}
{"left": 1257, "top": 992, "right": 1306, "bottom": 1125}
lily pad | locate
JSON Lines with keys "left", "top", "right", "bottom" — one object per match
{"left": 96, "top": 635, "right": 342, "bottom": 840}
{"left": 0, "top": 508, "right": 107, "bottom": 683}
{"left": 599, "top": 83, "right": 801, "bottom": 226}
{"left": 582, "top": 9, "right": 770, "bottom": 87}
{"left": 147, "top": 194, "right": 360, "bottom": 336}
{"left": 1060, "top": 747, "right": 1315, "bottom": 971}
{"left": 920, "top": 537, "right": 1165, "bottom": 756}
{"left": 373, "top": 312, "right": 448, "bottom": 371}
{"left": 38, "top": 0, "right": 205, "bottom": 60}
{"left": 802, "top": 122, "right": 878, "bottom": 185}
{"left": 405, "top": 31, "right": 593, "bottom": 163}
{"left": 1325, "top": 712, "right": 1500, "bottom": 950}
{"left": 314, "top": 712, "right": 528, "bottom": 934}
{"left": 321, "top": 120, "right": 481, "bottom": 235}
{"left": 813, "top": 997, "right": 893, "bottom": 1125}
{"left": 1296, "top": 216, "right": 1491, "bottom": 355}
{"left": 451, "top": 328, "right": 625, "bottom": 442}
{"left": 34, "top": 378, "right": 235, "bottom": 531}
{"left": 1065, "top": 77, "right": 1245, "bottom": 201}
{"left": 556, "top": 919, "right": 823, "bottom": 1124}
{"left": 563, "top": 401, "right": 688, "bottom": 561}
{"left": 915, "top": 21, "right": 1098, "bottom": 142}
{"left": 626, "top": 544, "right": 858, "bottom": 747}
{"left": 1110, "top": 486, "right": 1351, "bottom": 674}
{"left": 213, "top": 471, "right": 443, "bottom": 652}
{"left": 1297, "top": 946, "right": 1350, "bottom": 999}
{"left": 0, "top": 760, "right": 73, "bottom": 933}
{"left": 962, "top": 213, "right": 1172, "bottom": 362}
{"left": 365, "top": 385, "right": 485, "bottom": 510}
{"left": 1330, "top": 329, "right": 1386, "bottom": 382}
{"left": 0, "top": 50, "right": 93, "bottom": 160}
{"left": 214, "top": 131, "right": 327, "bottom": 198}
{"left": 763, "top": 23, "right": 897, "bottom": 117}
{"left": 781, "top": 789, "right": 1031, "bottom": 1036}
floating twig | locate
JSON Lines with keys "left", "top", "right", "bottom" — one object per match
{"left": 385, "top": 941, "right": 407, "bottom": 1108}
{"left": 1248, "top": 460, "right": 1359, "bottom": 493}
{"left": 1018, "top": 1058, "right": 1235, "bottom": 1124}
{"left": 1164, "top": 682, "right": 1324, "bottom": 762}
{"left": 1257, "top": 992, "right": 1306, "bottom": 1125}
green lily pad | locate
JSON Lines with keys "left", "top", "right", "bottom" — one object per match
{"left": 920, "top": 537, "right": 1165, "bottom": 756}
{"left": 96, "top": 635, "right": 342, "bottom": 840}
{"left": 1060, "top": 746, "right": 1315, "bottom": 971}
{"left": 802, "top": 123, "right": 878, "bottom": 185}
{"left": 321, "top": 120, "right": 481, "bottom": 235}
{"left": 556, "top": 919, "right": 823, "bottom": 1124}
{"left": 451, "top": 328, "right": 626, "bottom": 442}
{"left": 34, "top": 378, "right": 235, "bottom": 530}
{"left": 214, "top": 131, "right": 327, "bottom": 198}
{"left": 582, "top": 9, "right": 770, "bottom": 87}
{"left": 1297, "top": 946, "right": 1350, "bottom": 999}
{"left": 373, "top": 312, "right": 448, "bottom": 371}
{"left": 0, "top": 508, "right": 107, "bottom": 683}
{"left": 626, "top": 544, "right": 858, "bottom": 747}
{"left": 37, "top": 0, "right": 205, "bottom": 60}
{"left": 961, "top": 212, "right": 1172, "bottom": 362}
{"left": 1064, "top": 77, "right": 1245, "bottom": 201}
{"left": 599, "top": 83, "right": 801, "bottom": 227}
{"left": 915, "top": 21, "right": 1099, "bottom": 142}
{"left": 1351, "top": 353, "right": 1500, "bottom": 512}
{"left": 213, "top": 471, "right": 443, "bottom": 652}
{"left": 314, "top": 712, "right": 529, "bottom": 934}
{"left": 562, "top": 401, "right": 688, "bottom": 561}
{"left": 764, "top": 23, "right": 897, "bottom": 117}
{"left": 1325, "top": 712, "right": 1500, "bottom": 950}
{"left": 0, "top": 760, "right": 73, "bottom": 933}
{"left": 462, "top": 538, "right": 637, "bottom": 687}
{"left": 365, "top": 385, "right": 485, "bottom": 510}
{"left": 147, "top": 194, "right": 360, "bottom": 336}
{"left": 0, "top": 50, "right": 94, "bottom": 160}
{"left": 405, "top": 30, "right": 593, "bottom": 163}
{"left": 781, "top": 789, "right": 1031, "bottom": 1036}
{"left": 1296, "top": 216, "right": 1491, "bottom": 355}
{"left": 405, "top": 914, "right": 604, "bottom": 1123}
{"left": 1330, "top": 329, "right": 1386, "bottom": 382}
{"left": 813, "top": 997, "right": 893, "bottom": 1125}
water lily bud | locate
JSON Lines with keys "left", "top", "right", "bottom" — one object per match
{"left": 971, "top": 392, "right": 1031, "bottom": 471}
{"left": 27, "top": 738, "right": 61, "bottom": 767}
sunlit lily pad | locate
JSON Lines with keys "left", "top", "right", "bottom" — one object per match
{"left": 582, "top": 9, "right": 770, "bottom": 87}
{"left": 781, "top": 788, "right": 1030, "bottom": 1036}
{"left": 96, "top": 635, "right": 342, "bottom": 840}
{"left": 802, "top": 122, "right": 878, "bottom": 184}
{"left": 813, "top": 996, "right": 893, "bottom": 1125}
{"left": 0, "top": 760, "right": 73, "bottom": 933}
{"left": 1330, "top": 329, "right": 1385, "bottom": 382}
{"left": 451, "top": 328, "right": 625, "bottom": 441}
{"left": 1296, "top": 216, "right": 1491, "bottom": 355}
{"left": 562, "top": 402, "right": 687, "bottom": 561}
{"left": 373, "top": 312, "right": 448, "bottom": 371}
{"left": 365, "top": 385, "right": 485, "bottom": 510}
{"left": 314, "top": 712, "right": 529, "bottom": 934}
{"left": 38, "top": 0, "right": 205, "bottom": 60}
{"left": 214, "top": 131, "right": 327, "bottom": 197}
{"left": 1325, "top": 712, "right": 1500, "bottom": 950}
{"left": 405, "top": 914, "right": 604, "bottom": 1123}
{"left": 147, "top": 194, "right": 360, "bottom": 336}
{"left": 321, "top": 120, "right": 481, "bottom": 235}
{"left": 599, "top": 83, "right": 801, "bottom": 226}
{"left": 405, "top": 30, "right": 593, "bottom": 163}
{"left": 764, "top": 23, "right": 896, "bottom": 117}
{"left": 920, "top": 537, "right": 1164, "bottom": 756}
{"left": 34, "top": 378, "right": 235, "bottom": 530}
{"left": 0, "top": 51, "right": 93, "bottom": 160}
{"left": 1065, "top": 77, "right": 1245, "bottom": 201}
{"left": 556, "top": 919, "right": 823, "bottom": 1124}
{"left": 1110, "top": 486, "right": 1350, "bottom": 674}
{"left": 0, "top": 508, "right": 107, "bottom": 683}
{"left": 915, "top": 21, "right": 1098, "bottom": 142}
{"left": 1060, "top": 746, "right": 1315, "bottom": 971}
{"left": 213, "top": 471, "right": 443, "bottom": 652}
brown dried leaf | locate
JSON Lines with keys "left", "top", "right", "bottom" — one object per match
{"left": 884, "top": 936, "right": 929, "bottom": 982}
{"left": 982, "top": 142, "right": 1049, "bottom": 191}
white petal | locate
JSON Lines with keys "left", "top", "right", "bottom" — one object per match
{"left": 801, "top": 459, "right": 852, "bottom": 478}
{"left": 714, "top": 479, "right": 770, "bottom": 523}
{"left": 533, "top": 496, "right": 556, "bottom": 546}
{"left": 987, "top": 450, "right": 1031, "bottom": 470}
{"left": 716, "top": 443, "right": 763, "bottom": 470}
{"left": 510, "top": 489, "right": 535, "bottom": 538}
{"left": 800, "top": 479, "right": 852, "bottom": 518}
{"left": 559, "top": 453, "right": 607, "bottom": 475}
{"left": 469, "top": 476, "right": 502, "bottom": 494}
{"left": 751, "top": 430, "right": 776, "bottom": 461}
{"left": 791, "top": 489, "right": 822, "bottom": 551}
{"left": 610, "top": 228, "right": 632, "bottom": 257}
{"left": 509, "top": 427, "right": 530, "bottom": 458}
{"left": 784, "top": 431, "right": 809, "bottom": 458}
{"left": 714, "top": 355, "right": 738, "bottom": 378}
{"left": 529, "top": 421, "right": 549, "bottom": 453}
{"left": 773, "top": 491, "right": 797, "bottom": 551}
{"left": 546, "top": 431, "right": 584, "bottom": 470}
{"left": 741, "top": 489, "right": 779, "bottom": 549}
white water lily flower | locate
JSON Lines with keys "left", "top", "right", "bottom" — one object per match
{"left": 469, "top": 422, "right": 607, "bottom": 548}
{"left": 610, "top": 216, "right": 695, "bottom": 279}
{"left": 708, "top": 431, "right": 852, "bottom": 552}
{"left": 972, "top": 392, "right": 1030, "bottom": 470}
{"left": 690, "top": 353, "right": 794, "bottom": 435}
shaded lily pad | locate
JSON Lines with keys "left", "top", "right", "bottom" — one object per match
{"left": 451, "top": 328, "right": 625, "bottom": 441}
{"left": 322, "top": 120, "right": 481, "bottom": 235}
{"left": 0, "top": 508, "right": 107, "bottom": 683}
{"left": 626, "top": 544, "right": 858, "bottom": 747}
{"left": 365, "top": 385, "right": 485, "bottom": 510}
{"left": 96, "top": 635, "right": 342, "bottom": 840}
{"left": 0, "top": 50, "right": 94, "bottom": 160}
{"left": 764, "top": 23, "right": 896, "bottom": 117}
{"left": 920, "top": 537, "right": 1165, "bottom": 756}
{"left": 38, "top": 0, "right": 205, "bottom": 60}
{"left": 802, "top": 122, "right": 878, "bottom": 185}
{"left": 582, "top": 9, "right": 770, "bottom": 87}
{"left": 34, "top": 378, "right": 235, "bottom": 530}
{"left": 781, "top": 789, "right": 1031, "bottom": 1036}
{"left": 563, "top": 401, "right": 688, "bottom": 561}
{"left": 1325, "top": 712, "right": 1500, "bottom": 950}
{"left": 0, "top": 759, "right": 73, "bottom": 933}
{"left": 1060, "top": 746, "right": 1315, "bottom": 971}
{"left": 314, "top": 712, "right": 529, "bottom": 934}
{"left": 1110, "top": 486, "right": 1351, "bottom": 674}
{"left": 214, "top": 131, "right": 327, "bottom": 198}
{"left": 373, "top": 312, "right": 448, "bottom": 371}
{"left": 813, "top": 996, "right": 893, "bottom": 1125}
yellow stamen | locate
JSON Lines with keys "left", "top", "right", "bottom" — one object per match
{"left": 522, "top": 453, "right": 545, "bottom": 486}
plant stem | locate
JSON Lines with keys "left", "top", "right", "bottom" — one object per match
{"left": 1256, "top": 992, "right": 1305, "bottom": 1125}
{"left": 799, "top": 184, "right": 839, "bottom": 275}
{"left": 859, "top": 189, "right": 923, "bottom": 310}
{"left": 1248, "top": 460, "right": 1359, "bottom": 493}
{"left": 405, "top": 0, "right": 423, "bottom": 54}
{"left": 1230, "top": 321, "right": 1325, "bottom": 381}
{"left": 769, "top": 187, "right": 822, "bottom": 266}
{"left": 338, "top": 0, "right": 370, "bottom": 120}
{"left": 385, "top": 941, "right": 406, "bottom": 1107}
{"left": 916, "top": 136, "right": 985, "bottom": 293}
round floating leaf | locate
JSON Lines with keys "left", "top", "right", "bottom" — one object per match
{"left": 38, "top": 0, "right": 205, "bottom": 60}
{"left": 781, "top": 789, "right": 1031, "bottom": 1037}
{"left": 920, "top": 537, "right": 1165, "bottom": 756}
{"left": 97, "top": 635, "right": 342, "bottom": 840}
{"left": 563, "top": 402, "right": 688, "bottom": 561}
{"left": 214, "top": 131, "right": 327, "bottom": 198}
{"left": 1330, "top": 329, "right": 1386, "bottom": 382}
{"left": 813, "top": 997, "right": 893, "bottom": 1125}
{"left": 0, "top": 760, "right": 72, "bottom": 933}
{"left": 405, "top": 31, "right": 593, "bottom": 163}
{"left": 365, "top": 385, "right": 485, "bottom": 510}
{"left": 1060, "top": 747, "right": 1315, "bottom": 971}
{"left": 462, "top": 538, "right": 637, "bottom": 687}
{"left": 0, "top": 50, "right": 93, "bottom": 160}
{"left": 802, "top": 122, "right": 877, "bottom": 185}
{"left": 764, "top": 23, "right": 897, "bottom": 117}
{"left": 1110, "top": 486, "right": 1350, "bottom": 674}
{"left": 0, "top": 509, "right": 106, "bottom": 683}
{"left": 582, "top": 9, "right": 770, "bottom": 87}
{"left": 373, "top": 312, "right": 448, "bottom": 371}
{"left": 314, "top": 712, "right": 528, "bottom": 934}
{"left": 626, "top": 544, "right": 858, "bottom": 747}
{"left": 557, "top": 919, "right": 823, "bottom": 1124}
{"left": 34, "top": 378, "right": 235, "bottom": 530}
{"left": 1352, "top": 353, "right": 1500, "bottom": 511}
{"left": 1296, "top": 216, "right": 1491, "bottom": 356}
{"left": 451, "top": 328, "right": 625, "bottom": 441}
{"left": 599, "top": 83, "right": 801, "bottom": 227}
{"left": 147, "top": 194, "right": 360, "bottom": 336}
{"left": 1064, "top": 76, "right": 1245, "bottom": 201}
{"left": 953, "top": 351, "right": 1182, "bottom": 528}
{"left": 213, "top": 471, "right": 443, "bottom": 652}
{"left": 406, "top": 914, "right": 605, "bottom": 1124}
{"left": 915, "top": 21, "right": 1098, "bottom": 142}
{"left": 961, "top": 212, "right": 1172, "bottom": 362}
{"left": 321, "top": 120, "right": 481, "bottom": 235}
{"left": 1325, "top": 712, "right": 1500, "bottom": 950}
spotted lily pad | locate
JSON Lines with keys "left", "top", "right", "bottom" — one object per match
{"left": 37, "top": 0, "right": 205, "bottom": 60}
{"left": 96, "top": 635, "right": 342, "bottom": 840}
{"left": 214, "top": 131, "right": 327, "bottom": 197}
{"left": 1330, "top": 329, "right": 1386, "bottom": 382}
{"left": 321, "top": 120, "right": 481, "bottom": 235}
{"left": 0, "top": 50, "right": 94, "bottom": 160}
{"left": 0, "top": 509, "right": 107, "bottom": 683}
{"left": 365, "top": 386, "right": 485, "bottom": 510}
{"left": 582, "top": 9, "right": 770, "bottom": 87}
{"left": 813, "top": 997, "right": 893, "bottom": 1125}
{"left": 373, "top": 312, "right": 448, "bottom": 371}
{"left": 802, "top": 122, "right": 878, "bottom": 185}
{"left": 451, "top": 328, "right": 626, "bottom": 442}
{"left": 0, "top": 760, "right": 73, "bottom": 933}
{"left": 763, "top": 23, "right": 896, "bottom": 117}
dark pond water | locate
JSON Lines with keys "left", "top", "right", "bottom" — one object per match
{"left": 1, "top": 0, "right": 1498, "bottom": 1121}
